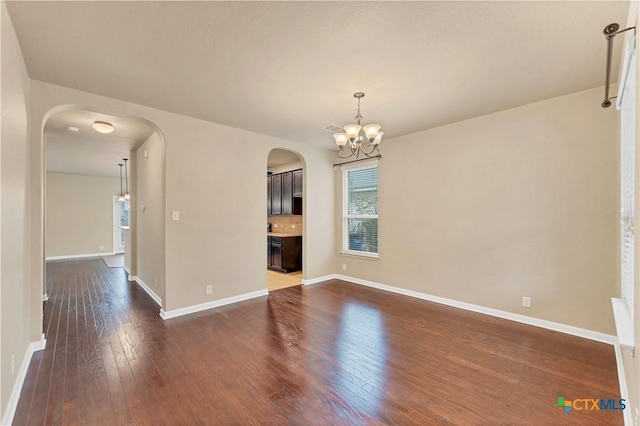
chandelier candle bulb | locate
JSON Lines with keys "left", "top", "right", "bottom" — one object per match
{"left": 372, "top": 131, "right": 384, "bottom": 145}
{"left": 333, "top": 133, "right": 348, "bottom": 148}
{"left": 363, "top": 124, "right": 381, "bottom": 141}
{"left": 344, "top": 124, "right": 362, "bottom": 141}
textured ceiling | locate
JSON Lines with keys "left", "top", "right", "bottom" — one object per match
{"left": 7, "top": 1, "right": 629, "bottom": 154}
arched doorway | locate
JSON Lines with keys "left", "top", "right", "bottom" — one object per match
{"left": 267, "top": 148, "right": 305, "bottom": 291}
{"left": 42, "top": 106, "right": 166, "bottom": 306}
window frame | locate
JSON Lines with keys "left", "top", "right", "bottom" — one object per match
{"left": 611, "top": 34, "right": 635, "bottom": 354}
{"left": 341, "top": 161, "right": 379, "bottom": 259}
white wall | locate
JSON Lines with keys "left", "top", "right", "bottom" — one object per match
{"left": 45, "top": 172, "right": 120, "bottom": 258}
{"left": 336, "top": 86, "right": 618, "bottom": 335}
{"left": 135, "top": 133, "right": 164, "bottom": 303}
{"left": 28, "top": 80, "right": 336, "bottom": 316}
{"left": 0, "top": 1, "right": 35, "bottom": 420}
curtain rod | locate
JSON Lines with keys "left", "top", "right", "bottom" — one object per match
{"left": 602, "top": 23, "right": 636, "bottom": 108}
{"left": 333, "top": 155, "right": 381, "bottom": 168}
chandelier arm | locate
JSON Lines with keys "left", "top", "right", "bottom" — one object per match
{"left": 337, "top": 145, "right": 358, "bottom": 159}
{"left": 338, "top": 150, "right": 354, "bottom": 159}
{"left": 359, "top": 143, "right": 379, "bottom": 156}
{"left": 364, "top": 147, "right": 381, "bottom": 158}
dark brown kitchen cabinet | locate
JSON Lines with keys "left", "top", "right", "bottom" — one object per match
{"left": 268, "top": 169, "right": 302, "bottom": 216}
{"left": 271, "top": 238, "right": 283, "bottom": 270}
{"left": 267, "top": 236, "right": 301, "bottom": 273}
{"left": 293, "top": 169, "right": 303, "bottom": 197}
{"left": 267, "top": 175, "right": 272, "bottom": 215}
{"left": 281, "top": 171, "right": 293, "bottom": 215}
{"left": 271, "top": 173, "right": 282, "bottom": 215}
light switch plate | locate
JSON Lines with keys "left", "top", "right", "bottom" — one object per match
{"left": 172, "top": 210, "right": 180, "bottom": 221}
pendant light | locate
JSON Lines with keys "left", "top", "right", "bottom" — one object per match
{"left": 123, "top": 158, "right": 130, "bottom": 200}
{"left": 117, "top": 163, "right": 125, "bottom": 202}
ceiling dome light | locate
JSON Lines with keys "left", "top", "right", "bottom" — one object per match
{"left": 93, "top": 120, "right": 114, "bottom": 134}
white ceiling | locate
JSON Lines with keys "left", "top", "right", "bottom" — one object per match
{"left": 7, "top": 1, "right": 629, "bottom": 154}
{"left": 45, "top": 109, "right": 155, "bottom": 177}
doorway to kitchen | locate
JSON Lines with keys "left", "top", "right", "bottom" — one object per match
{"left": 267, "top": 149, "right": 304, "bottom": 291}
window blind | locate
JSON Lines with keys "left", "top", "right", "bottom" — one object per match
{"left": 620, "top": 46, "right": 635, "bottom": 318}
{"left": 345, "top": 166, "right": 378, "bottom": 254}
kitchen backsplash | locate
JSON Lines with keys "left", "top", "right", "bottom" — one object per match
{"left": 268, "top": 215, "right": 302, "bottom": 233}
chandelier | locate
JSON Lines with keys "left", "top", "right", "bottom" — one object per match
{"left": 333, "top": 92, "right": 383, "bottom": 159}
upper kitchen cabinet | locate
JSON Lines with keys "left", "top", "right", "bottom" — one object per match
{"left": 293, "top": 170, "right": 303, "bottom": 197}
{"left": 267, "top": 173, "right": 272, "bottom": 215}
{"left": 271, "top": 173, "right": 282, "bottom": 215}
{"left": 282, "top": 171, "right": 293, "bottom": 215}
{"left": 268, "top": 169, "right": 303, "bottom": 216}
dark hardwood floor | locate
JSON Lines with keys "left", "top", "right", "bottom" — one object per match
{"left": 13, "top": 258, "right": 622, "bottom": 425}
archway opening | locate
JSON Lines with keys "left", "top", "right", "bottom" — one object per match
{"left": 267, "top": 148, "right": 305, "bottom": 291}
{"left": 42, "top": 106, "right": 166, "bottom": 309}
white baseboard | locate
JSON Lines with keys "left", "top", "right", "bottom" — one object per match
{"left": 302, "top": 274, "right": 338, "bottom": 285}
{"left": 123, "top": 265, "right": 130, "bottom": 274}
{"left": 130, "top": 276, "right": 162, "bottom": 307}
{"left": 160, "top": 289, "right": 268, "bottom": 320}
{"left": 1, "top": 335, "right": 46, "bottom": 426}
{"left": 332, "top": 274, "right": 617, "bottom": 345}
{"left": 613, "top": 344, "right": 634, "bottom": 426}
{"left": 45, "top": 252, "right": 115, "bottom": 261}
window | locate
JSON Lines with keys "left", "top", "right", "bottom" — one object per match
{"left": 612, "top": 35, "right": 635, "bottom": 351}
{"left": 619, "top": 38, "right": 635, "bottom": 319}
{"left": 343, "top": 165, "right": 378, "bottom": 256}
{"left": 113, "top": 197, "right": 130, "bottom": 253}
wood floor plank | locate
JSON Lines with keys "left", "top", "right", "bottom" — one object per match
{"left": 12, "top": 258, "right": 623, "bottom": 425}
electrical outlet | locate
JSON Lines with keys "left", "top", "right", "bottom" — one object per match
{"left": 11, "top": 355, "right": 15, "bottom": 376}
{"left": 206, "top": 285, "right": 213, "bottom": 295}
{"left": 342, "top": 264, "right": 347, "bottom": 271}
{"left": 522, "top": 296, "right": 531, "bottom": 308}
{"left": 172, "top": 211, "right": 180, "bottom": 221}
